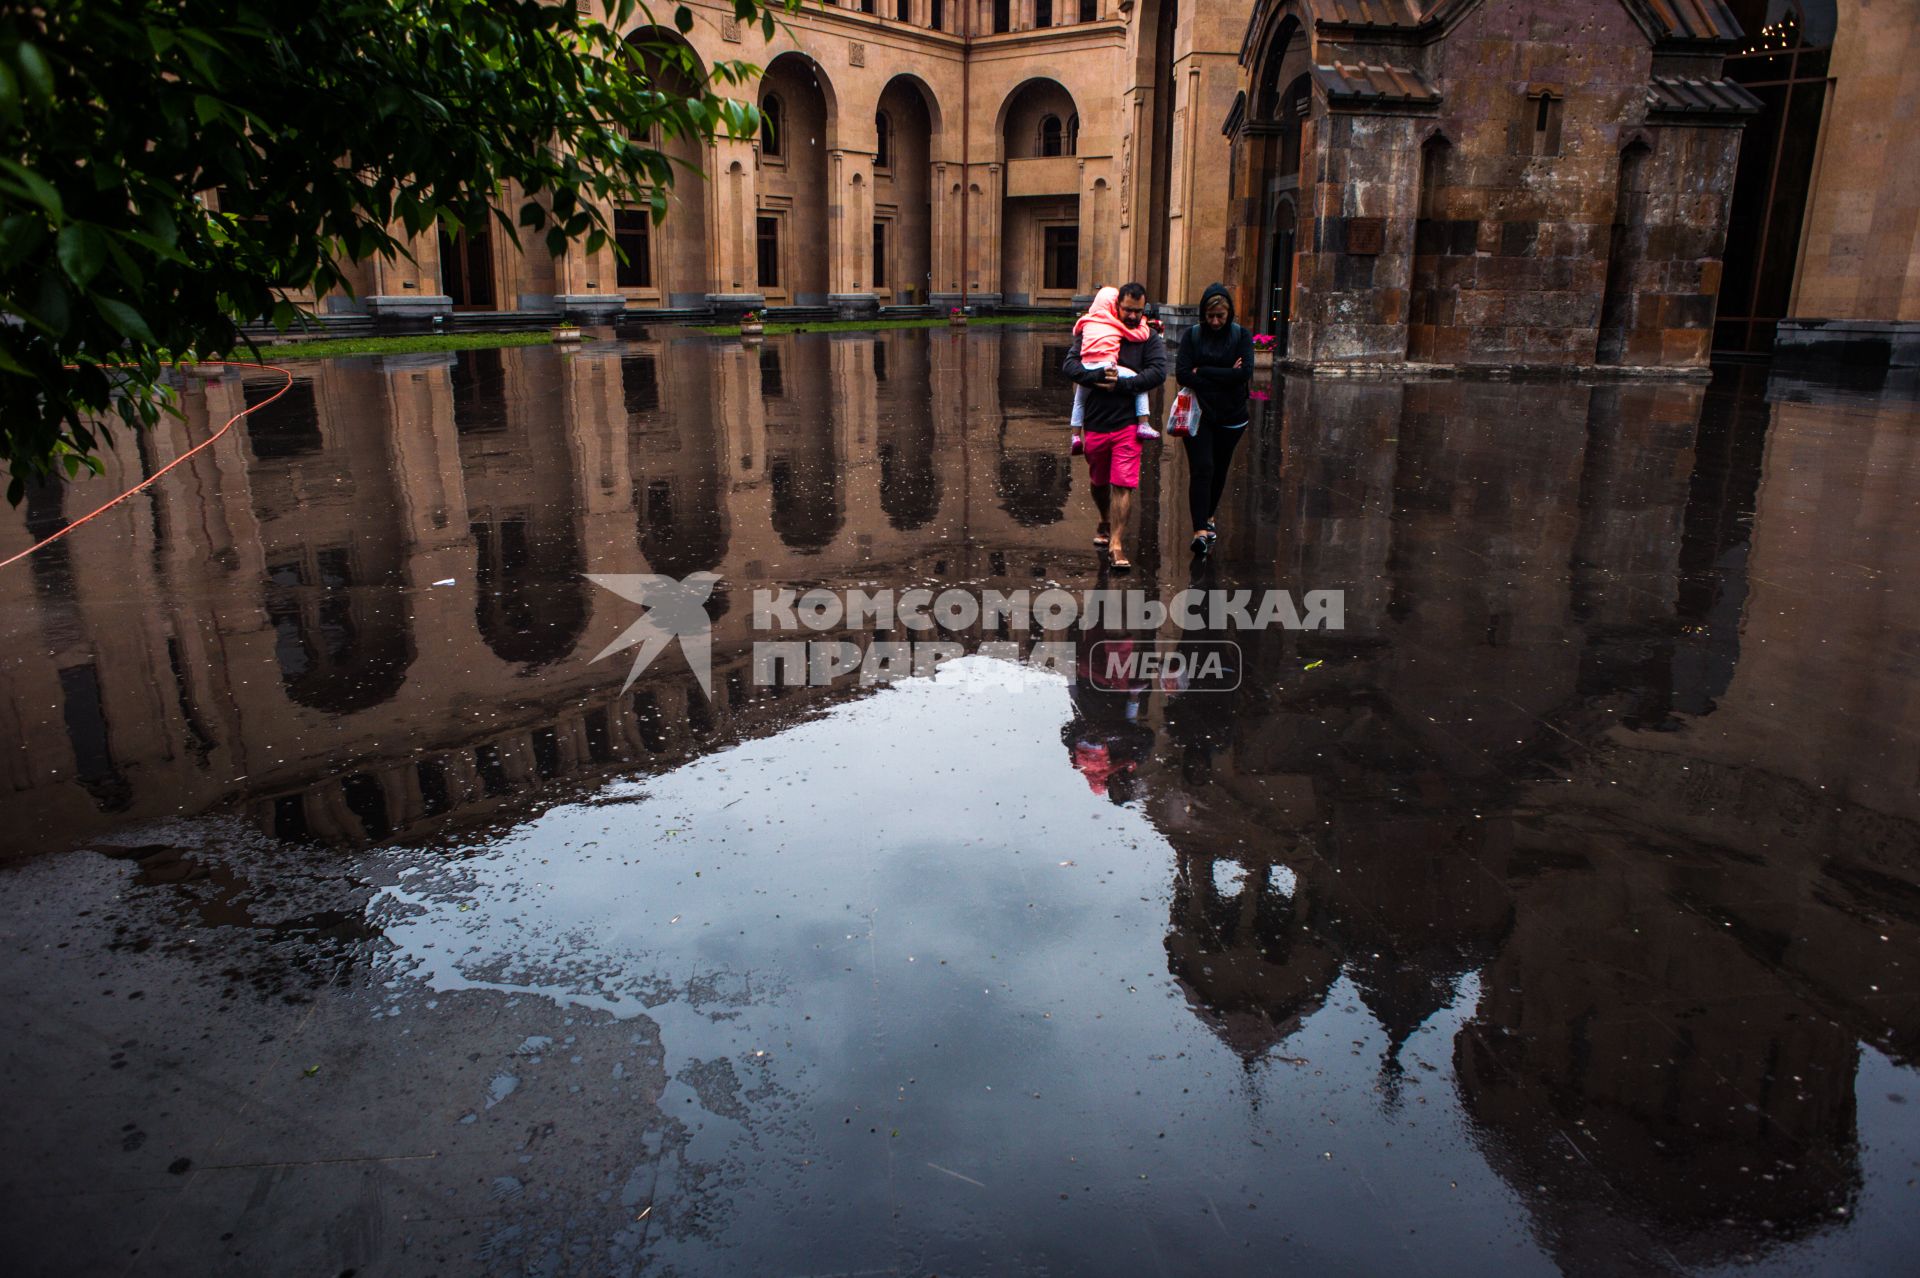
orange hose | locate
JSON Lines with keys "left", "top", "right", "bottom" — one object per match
{"left": 0, "top": 359, "right": 295, "bottom": 570}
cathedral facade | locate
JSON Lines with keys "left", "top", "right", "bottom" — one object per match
{"left": 271, "top": 0, "right": 1909, "bottom": 373}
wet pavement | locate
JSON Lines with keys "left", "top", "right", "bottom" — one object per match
{"left": 1, "top": 329, "right": 1918, "bottom": 1275}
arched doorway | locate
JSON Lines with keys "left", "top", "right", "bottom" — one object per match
{"left": 621, "top": 28, "right": 712, "bottom": 307}
{"left": 758, "top": 53, "right": 836, "bottom": 307}
{"left": 999, "top": 79, "right": 1083, "bottom": 306}
{"left": 875, "top": 77, "right": 939, "bottom": 304}
{"left": 1245, "top": 17, "right": 1311, "bottom": 343}
{"left": 1715, "top": 0, "right": 1838, "bottom": 353}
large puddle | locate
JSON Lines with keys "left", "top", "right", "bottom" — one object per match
{"left": 1, "top": 330, "right": 1916, "bottom": 1274}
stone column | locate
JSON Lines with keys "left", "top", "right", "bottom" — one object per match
{"left": 1076, "top": 159, "right": 1102, "bottom": 306}
{"left": 930, "top": 161, "right": 966, "bottom": 308}
{"left": 970, "top": 163, "right": 1004, "bottom": 308}
{"left": 829, "top": 149, "right": 881, "bottom": 319}
{"left": 709, "top": 135, "right": 766, "bottom": 318}
{"left": 555, "top": 198, "right": 625, "bottom": 323}
{"left": 365, "top": 222, "right": 452, "bottom": 322}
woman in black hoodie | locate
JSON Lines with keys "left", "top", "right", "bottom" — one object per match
{"left": 1174, "top": 283, "right": 1256, "bottom": 557}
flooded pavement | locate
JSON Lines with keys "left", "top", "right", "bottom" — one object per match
{"left": 1, "top": 329, "right": 1918, "bottom": 1276}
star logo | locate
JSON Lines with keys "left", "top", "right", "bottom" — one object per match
{"left": 586, "top": 572, "right": 721, "bottom": 697}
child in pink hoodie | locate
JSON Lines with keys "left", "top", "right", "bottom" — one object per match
{"left": 1070, "top": 286, "right": 1158, "bottom": 453}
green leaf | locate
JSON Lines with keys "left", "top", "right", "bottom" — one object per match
{"left": 0, "top": 158, "right": 63, "bottom": 217}
{"left": 57, "top": 225, "right": 108, "bottom": 286}
{"left": 15, "top": 43, "right": 53, "bottom": 103}
{"left": 92, "top": 295, "right": 158, "bottom": 344}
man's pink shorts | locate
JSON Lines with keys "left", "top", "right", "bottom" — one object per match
{"left": 1083, "top": 427, "right": 1141, "bottom": 489}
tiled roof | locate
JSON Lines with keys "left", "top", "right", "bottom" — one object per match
{"left": 1315, "top": 0, "right": 1424, "bottom": 27}
{"left": 1646, "top": 75, "right": 1763, "bottom": 116}
{"left": 1312, "top": 61, "right": 1441, "bottom": 107}
{"left": 1638, "top": 0, "right": 1744, "bottom": 42}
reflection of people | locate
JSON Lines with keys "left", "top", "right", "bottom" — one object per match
{"left": 1063, "top": 282, "right": 1166, "bottom": 574}
{"left": 1062, "top": 627, "right": 1156, "bottom": 804}
{"left": 1068, "top": 287, "right": 1156, "bottom": 450}
{"left": 1175, "top": 283, "right": 1256, "bottom": 557}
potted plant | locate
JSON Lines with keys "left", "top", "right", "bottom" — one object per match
{"left": 1252, "top": 332, "right": 1278, "bottom": 367}
{"left": 552, "top": 321, "right": 584, "bottom": 344}
{"left": 949, "top": 306, "right": 968, "bottom": 327}
{"left": 739, "top": 310, "right": 764, "bottom": 337}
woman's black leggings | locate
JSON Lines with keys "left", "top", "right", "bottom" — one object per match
{"left": 1182, "top": 424, "right": 1245, "bottom": 531}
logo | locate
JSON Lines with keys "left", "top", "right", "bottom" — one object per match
{"left": 587, "top": 572, "right": 720, "bottom": 696}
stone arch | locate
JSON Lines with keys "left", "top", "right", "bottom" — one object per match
{"left": 876, "top": 72, "right": 945, "bottom": 147}
{"left": 877, "top": 75, "right": 939, "bottom": 303}
{"left": 621, "top": 26, "right": 711, "bottom": 305}
{"left": 997, "top": 78, "right": 1082, "bottom": 161}
{"left": 1242, "top": 11, "right": 1312, "bottom": 338}
{"left": 763, "top": 50, "right": 839, "bottom": 151}
{"left": 758, "top": 52, "right": 837, "bottom": 304}
{"left": 999, "top": 79, "right": 1085, "bottom": 304}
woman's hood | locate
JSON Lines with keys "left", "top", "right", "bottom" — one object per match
{"left": 1199, "top": 282, "right": 1236, "bottom": 326}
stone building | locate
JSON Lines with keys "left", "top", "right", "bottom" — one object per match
{"left": 260, "top": 0, "right": 1917, "bottom": 372}
{"left": 1224, "top": 0, "right": 1761, "bottom": 368}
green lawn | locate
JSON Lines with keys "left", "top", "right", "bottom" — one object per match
{"left": 232, "top": 330, "right": 555, "bottom": 362}
{"left": 694, "top": 314, "right": 1076, "bottom": 336}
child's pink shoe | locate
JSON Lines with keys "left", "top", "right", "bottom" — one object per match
{"left": 1135, "top": 424, "right": 1160, "bottom": 441}
{"left": 1070, "top": 434, "right": 1085, "bottom": 456}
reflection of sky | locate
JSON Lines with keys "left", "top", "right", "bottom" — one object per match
{"left": 376, "top": 658, "right": 1546, "bottom": 1275}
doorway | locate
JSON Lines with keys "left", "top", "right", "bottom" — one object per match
{"left": 1265, "top": 197, "right": 1296, "bottom": 355}
{"left": 439, "top": 224, "right": 496, "bottom": 310}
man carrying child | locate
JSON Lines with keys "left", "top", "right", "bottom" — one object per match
{"left": 1061, "top": 282, "right": 1166, "bottom": 573}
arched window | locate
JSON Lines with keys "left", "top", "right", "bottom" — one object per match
{"left": 1039, "top": 114, "right": 1064, "bottom": 157}
{"left": 760, "top": 93, "right": 783, "bottom": 158}
{"left": 1067, "top": 113, "right": 1080, "bottom": 155}
{"left": 875, "top": 110, "right": 892, "bottom": 169}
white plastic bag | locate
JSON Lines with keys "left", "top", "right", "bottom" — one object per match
{"left": 1166, "top": 387, "right": 1199, "bottom": 437}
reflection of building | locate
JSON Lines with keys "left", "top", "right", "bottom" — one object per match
{"left": 1121, "top": 371, "right": 1920, "bottom": 1264}
{"left": 0, "top": 330, "right": 1099, "bottom": 856}
{"left": 238, "top": 1, "right": 1920, "bottom": 371}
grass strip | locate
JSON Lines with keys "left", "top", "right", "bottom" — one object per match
{"left": 234, "top": 330, "right": 555, "bottom": 362}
